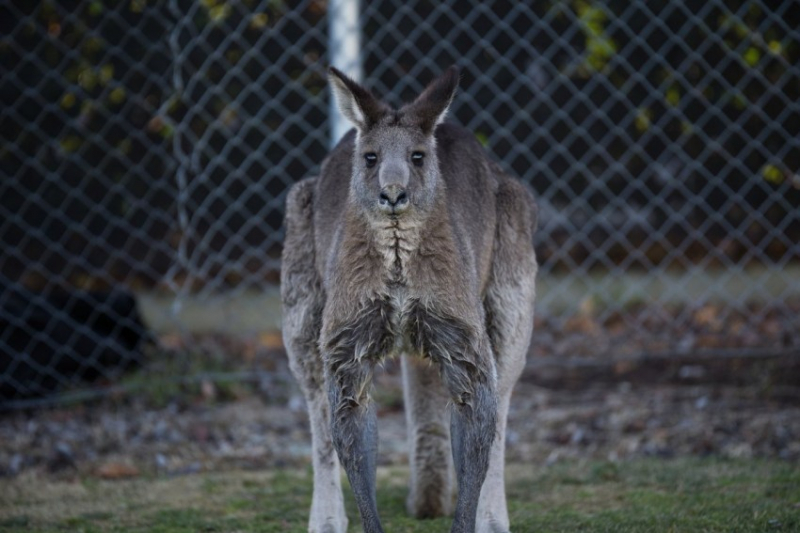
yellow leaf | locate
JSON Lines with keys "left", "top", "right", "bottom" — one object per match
{"left": 474, "top": 131, "right": 489, "bottom": 147}
{"left": 100, "top": 64, "right": 114, "bottom": 84}
{"left": 78, "top": 68, "right": 96, "bottom": 91}
{"left": 665, "top": 87, "right": 680, "bottom": 107}
{"left": 762, "top": 164, "right": 783, "bottom": 184}
{"left": 109, "top": 87, "right": 126, "bottom": 104}
{"left": 251, "top": 13, "right": 269, "bottom": 29}
{"left": 61, "top": 92, "right": 77, "bottom": 109}
{"left": 60, "top": 136, "right": 82, "bottom": 153}
{"left": 209, "top": 4, "right": 230, "bottom": 23}
{"left": 635, "top": 108, "right": 652, "bottom": 133}
{"left": 743, "top": 47, "right": 760, "bottom": 67}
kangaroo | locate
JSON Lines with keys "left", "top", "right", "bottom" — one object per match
{"left": 281, "top": 66, "right": 537, "bottom": 533}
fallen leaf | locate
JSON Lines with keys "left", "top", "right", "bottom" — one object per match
{"left": 693, "top": 304, "right": 722, "bottom": 331}
{"left": 563, "top": 315, "right": 600, "bottom": 335}
{"left": 96, "top": 463, "right": 139, "bottom": 480}
{"left": 259, "top": 331, "right": 284, "bottom": 350}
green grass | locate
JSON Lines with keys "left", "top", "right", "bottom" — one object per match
{"left": 0, "top": 458, "right": 798, "bottom": 532}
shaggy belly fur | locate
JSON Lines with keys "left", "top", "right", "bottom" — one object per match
{"left": 373, "top": 216, "right": 423, "bottom": 357}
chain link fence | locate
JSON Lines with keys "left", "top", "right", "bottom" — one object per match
{"left": 2, "top": 0, "right": 799, "bottom": 409}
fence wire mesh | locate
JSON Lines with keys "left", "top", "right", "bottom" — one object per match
{"left": 1, "top": 0, "right": 799, "bottom": 408}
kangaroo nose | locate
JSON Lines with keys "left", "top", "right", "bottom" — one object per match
{"left": 379, "top": 185, "right": 408, "bottom": 208}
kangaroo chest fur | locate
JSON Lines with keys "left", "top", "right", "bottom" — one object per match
{"left": 374, "top": 216, "right": 421, "bottom": 285}
{"left": 324, "top": 186, "right": 490, "bottom": 362}
{"left": 372, "top": 216, "right": 423, "bottom": 355}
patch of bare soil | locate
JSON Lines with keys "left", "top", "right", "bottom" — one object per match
{"left": 1, "top": 300, "right": 798, "bottom": 481}
{"left": 1, "top": 356, "right": 798, "bottom": 484}
{"left": 531, "top": 300, "right": 800, "bottom": 358}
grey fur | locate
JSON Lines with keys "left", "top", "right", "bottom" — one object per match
{"left": 281, "top": 66, "right": 537, "bottom": 533}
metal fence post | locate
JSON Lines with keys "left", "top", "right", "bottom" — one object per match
{"left": 328, "top": 0, "right": 362, "bottom": 147}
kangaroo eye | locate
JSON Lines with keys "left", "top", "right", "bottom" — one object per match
{"left": 364, "top": 152, "right": 377, "bottom": 168}
{"left": 411, "top": 151, "right": 425, "bottom": 167}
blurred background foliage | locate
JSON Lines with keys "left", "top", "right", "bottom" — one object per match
{"left": 1, "top": 0, "right": 798, "bottom": 293}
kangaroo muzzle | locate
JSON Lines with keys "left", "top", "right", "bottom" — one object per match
{"left": 379, "top": 184, "right": 409, "bottom": 213}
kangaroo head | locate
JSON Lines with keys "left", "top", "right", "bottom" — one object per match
{"left": 328, "top": 66, "right": 459, "bottom": 223}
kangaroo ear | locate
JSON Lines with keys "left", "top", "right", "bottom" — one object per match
{"left": 329, "top": 67, "right": 387, "bottom": 132}
{"left": 403, "top": 66, "right": 460, "bottom": 134}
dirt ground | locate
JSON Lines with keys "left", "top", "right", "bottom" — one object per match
{"left": 1, "top": 297, "right": 799, "bottom": 482}
{"left": 1, "top": 346, "right": 799, "bottom": 484}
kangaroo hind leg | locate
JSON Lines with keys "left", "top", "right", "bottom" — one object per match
{"left": 477, "top": 177, "right": 538, "bottom": 533}
{"left": 402, "top": 353, "right": 454, "bottom": 518}
{"left": 408, "top": 302, "right": 498, "bottom": 533}
{"left": 322, "top": 297, "right": 397, "bottom": 533}
{"left": 282, "top": 178, "right": 347, "bottom": 533}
